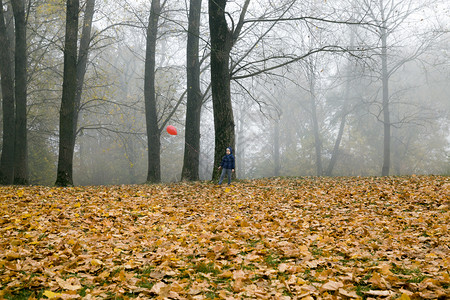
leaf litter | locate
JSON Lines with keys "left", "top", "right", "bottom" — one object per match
{"left": 0, "top": 175, "right": 448, "bottom": 299}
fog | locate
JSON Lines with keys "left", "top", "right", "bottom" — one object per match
{"left": 0, "top": 0, "right": 449, "bottom": 185}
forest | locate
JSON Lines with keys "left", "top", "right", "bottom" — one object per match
{"left": 0, "top": 0, "right": 449, "bottom": 186}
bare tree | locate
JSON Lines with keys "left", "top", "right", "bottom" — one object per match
{"left": 74, "top": 0, "right": 96, "bottom": 138}
{"left": 55, "top": 0, "right": 80, "bottom": 186}
{"left": 208, "top": 0, "right": 250, "bottom": 180}
{"left": 0, "top": 0, "right": 15, "bottom": 184}
{"left": 355, "top": 0, "right": 440, "bottom": 176}
{"left": 181, "top": 0, "right": 202, "bottom": 181}
{"left": 144, "top": 0, "right": 164, "bottom": 183}
{"left": 326, "top": 30, "right": 357, "bottom": 176}
{"left": 11, "top": 0, "right": 28, "bottom": 184}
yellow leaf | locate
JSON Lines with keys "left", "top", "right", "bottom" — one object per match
{"left": 43, "top": 290, "right": 62, "bottom": 299}
{"left": 90, "top": 259, "right": 103, "bottom": 266}
{"left": 218, "top": 270, "right": 233, "bottom": 278}
{"left": 397, "top": 293, "right": 411, "bottom": 300}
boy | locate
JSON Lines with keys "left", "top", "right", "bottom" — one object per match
{"left": 218, "top": 147, "right": 235, "bottom": 185}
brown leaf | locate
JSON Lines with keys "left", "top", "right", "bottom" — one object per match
{"left": 55, "top": 277, "right": 82, "bottom": 291}
{"left": 320, "top": 280, "right": 343, "bottom": 291}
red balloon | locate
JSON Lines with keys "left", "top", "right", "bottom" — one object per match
{"left": 166, "top": 125, "right": 177, "bottom": 135}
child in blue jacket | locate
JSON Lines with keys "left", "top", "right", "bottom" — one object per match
{"left": 218, "top": 147, "right": 235, "bottom": 185}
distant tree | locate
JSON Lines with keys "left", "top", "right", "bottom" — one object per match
{"left": 354, "top": 0, "right": 441, "bottom": 176}
{"left": 0, "top": 0, "right": 15, "bottom": 184}
{"left": 325, "top": 30, "right": 357, "bottom": 176}
{"left": 55, "top": 0, "right": 80, "bottom": 186}
{"left": 303, "top": 56, "right": 324, "bottom": 176}
{"left": 11, "top": 0, "right": 28, "bottom": 184}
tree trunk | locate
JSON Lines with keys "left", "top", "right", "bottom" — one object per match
{"left": 181, "top": 0, "right": 202, "bottom": 181}
{"left": 11, "top": 0, "right": 28, "bottom": 185}
{"left": 326, "top": 110, "right": 346, "bottom": 176}
{"left": 326, "top": 31, "right": 356, "bottom": 176}
{"left": 144, "top": 0, "right": 162, "bottom": 183}
{"left": 73, "top": 0, "right": 95, "bottom": 137}
{"left": 381, "top": 28, "right": 390, "bottom": 176}
{"left": 236, "top": 104, "right": 246, "bottom": 178}
{"left": 208, "top": 0, "right": 235, "bottom": 181}
{"left": 273, "top": 120, "right": 281, "bottom": 177}
{"left": 0, "top": 0, "right": 15, "bottom": 184}
{"left": 55, "top": 0, "right": 79, "bottom": 187}
{"left": 308, "top": 63, "right": 323, "bottom": 176}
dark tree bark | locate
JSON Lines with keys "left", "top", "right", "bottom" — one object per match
{"left": 73, "top": 0, "right": 95, "bottom": 137}
{"left": 181, "top": 0, "right": 202, "bottom": 181}
{"left": 144, "top": 0, "right": 162, "bottom": 183}
{"left": 11, "top": 0, "right": 28, "bottom": 185}
{"left": 0, "top": 0, "right": 15, "bottom": 184}
{"left": 55, "top": 0, "right": 79, "bottom": 186}
{"left": 208, "top": 0, "right": 249, "bottom": 180}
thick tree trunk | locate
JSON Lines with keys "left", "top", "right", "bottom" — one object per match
{"left": 181, "top": 0, "right": 202, "bottom": 181}
{"left": 11, "top": 0, "right": 28, "bottom": 185}
{"left": 73, "top": 0, "right": 95, "bottom": 137}
{"left": 208, "top": 0, "right": 235, "bottom": 181}
{"left": 144, "top": 0, "right": 162, "bottom": 183}
{"left": 55, "top": 0, "right": 79, "bottom": 187}
{"left": 0, "top": 0, "right": 15, "bottom": 184}
{"left": 381, "top": 29, "right": 390, "bottom": 176}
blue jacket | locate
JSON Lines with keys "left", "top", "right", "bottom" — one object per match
{"left": 220, "top": 148, "right": 235, "bottom": 169}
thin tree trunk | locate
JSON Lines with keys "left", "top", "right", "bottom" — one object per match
{"left": 73, "top": 0, "right": 95, "bottom": 137}
{"left": 144, "top": 0, "right": 162, "bottom": 183}
{"left": 326, "top": 30, "right": 357, "bottom": 176}
{"left": 181, "top": 0, "right": 202, "bottom": 181}
{"left": 273, "top": 120, "right": 280, "bottom": 177}
{"left": 236, "top": 104, "right": 246, "bottom": 178}
{"left": 381, "top": 27, "right": 390, "bottom": 176}
{"left": 11, "top": 0, "right": 28, "bottom": 184}
{"left": 55, "top": 0, "right": 79, "bottom": 186}
{"left": 0, "top": 0, "right": 15, "bottom": 184}
{"left": 308, "top": 64, "right": 323, "bottom": 176}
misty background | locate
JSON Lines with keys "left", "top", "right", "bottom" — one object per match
{"left": 0, "top": 0, "right": 449, "bottom": 186}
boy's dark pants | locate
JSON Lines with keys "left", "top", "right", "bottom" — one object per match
{"left": 219, "top": 168, "right": 232, "bottom": 185}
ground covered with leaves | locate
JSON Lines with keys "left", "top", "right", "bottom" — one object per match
{"left": 0, "top": 176, "right": 449, "bottom": 299}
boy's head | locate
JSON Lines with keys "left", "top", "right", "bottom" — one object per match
{"left": 226, "top": 147, "right": 231, "bottom": 155}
